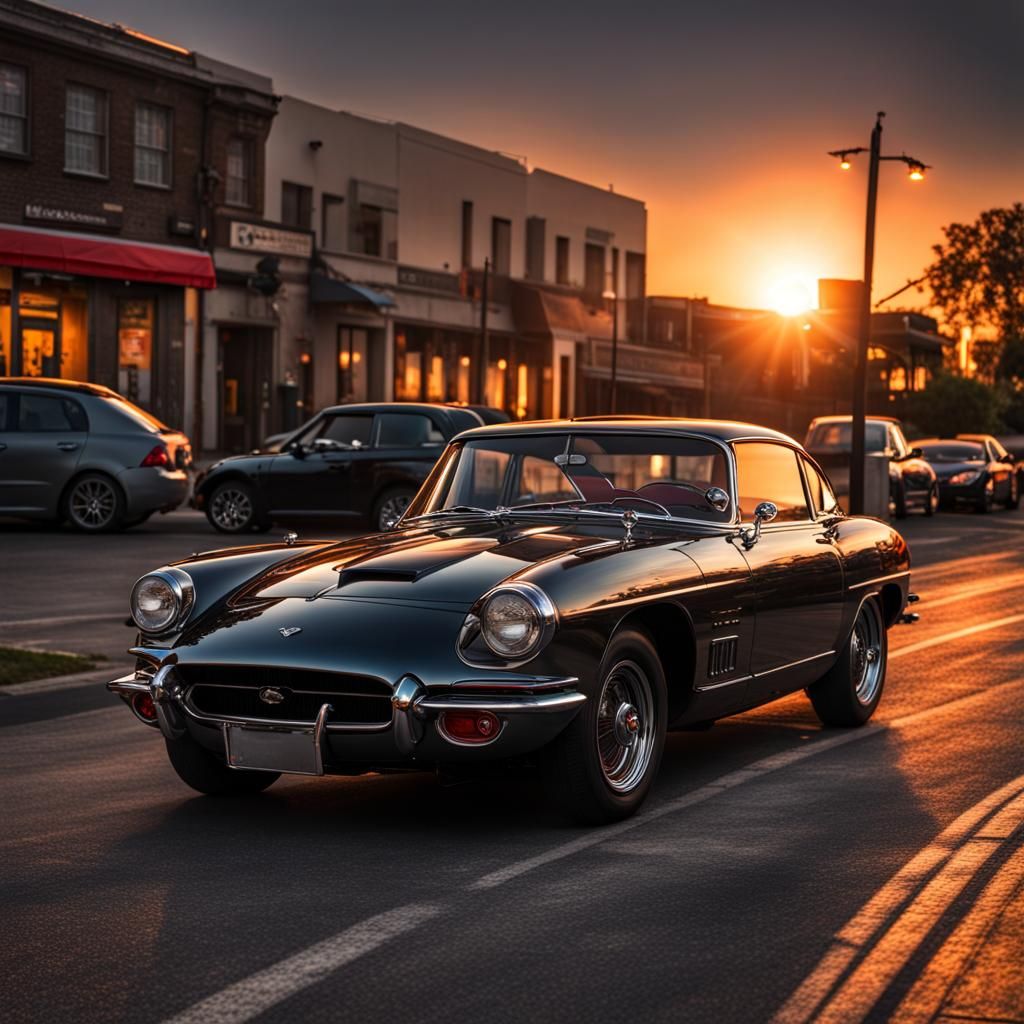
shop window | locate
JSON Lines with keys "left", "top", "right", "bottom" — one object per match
{"left": 491, "top": 218, "right": 511, "bottom": 276}
{"left": 225, "top": 138, "right": 252, "bottom": 207}
{"left": 337, "top": 326, "right": 368, "bottom": 403}
{"left": 281, "top": 181, "right": 312, "bottom": 229}
{"left": 0, "top": 267, "right": 11, "bottom": 376}
{"left": 134, "top": 103, "right": 171, "bottom": 187}
{"left": 555, "top": 236, "right": 570, "bottom": 285}
{"left": 0, "top": 63, "right": 28, "bottom": 156}
{"left": 377, "top": 413, "right": 444, "bottom": 448}
{"left": 65, "top": 84, "right": 107, "bottom": 176}
{"left": 322, "top": 194, "right": 345, "bottom": 251}
{"left": 526, "top": 217, "right": 545, "bottom": 280}
{"left": 584, "top": 243, "right": 605, "bottom": 298}
{"left": 118, "top": 299, "right": 154, "bottom": 408}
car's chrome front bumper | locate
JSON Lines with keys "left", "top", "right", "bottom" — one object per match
{"left": 107, "top": 662, "right": 587, "bottom": 768}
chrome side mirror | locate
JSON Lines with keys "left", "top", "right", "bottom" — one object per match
{"left": 741, "top": 500, "right": 778, "bottom": 549}
{"left": 705, "top": 487, "right": 730, "bottom": 513}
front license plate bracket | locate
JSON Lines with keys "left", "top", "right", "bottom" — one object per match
{"left": 223, "top": 702, "right": 333, "bottom": 776}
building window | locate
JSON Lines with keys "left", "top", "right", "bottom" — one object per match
{"left": 526, "top": 217, "right": 545, "bottom": 280}
{"left": 225, "top": 138, "right": 252, "bottom": 206}
{"left": 134, "top": 103, "right": 171, "bottom": 187}
{"left": 584, "top": 243, "right": 605, "bottom": 297}
{"left": 322, "top": 194, "right": 345, "bottom": 251}
{"left": 65, "top": 84, "right": 107, "bottom": 176}
{"left": 353, "top": 204, "right": 397, "bottom": 260}
{"left": 555, "top": 236, "right": 570, "bottom": 285}
{"left": 491, "top": 217, "right": 511, "bottom": 276}
{"left": 461, "top": 200, "right": 473, "bottom": 268}
{"left": 281, "top": 181, "right": 313, "bottom": 229}
{"left": 0, "top": 63, "right": 28, "bottom": 156}
{"left": 625, "top": 251, "right": 645, "bottom": 299}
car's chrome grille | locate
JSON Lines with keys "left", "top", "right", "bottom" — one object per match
{"left": 176, "top": 665, "right": 393, "bottom": 726}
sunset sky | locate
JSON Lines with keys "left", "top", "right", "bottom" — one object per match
{"left": 72, "top": 0, "right": 1023, "bottom": 314}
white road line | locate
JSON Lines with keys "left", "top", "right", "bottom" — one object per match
{"left": 892, "top": 841, "right": 1024, "bottom": 1023}
{"left": 889, "top": 612, "right": 1024, "bottom": 661}
{"left": 0, "top": 611, "right": 125, "bottom": 628}
{"left": 770, "top": 780, "right": 1024, "bottom": 1024}
{"left": 161, "top": 903, "right": 442, "bottom": 1024}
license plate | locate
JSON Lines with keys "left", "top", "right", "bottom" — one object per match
{"left": 224, "top": 723, "right": 324, "bottom": 776}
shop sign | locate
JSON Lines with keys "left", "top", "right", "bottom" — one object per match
{"left": 24, "top": 202, "right": 122, "bottom": 231}
{"left": 168, "top": 216, "right": 196, "bottom": 237}
{"left": 398, "top": 266, "right": 461, "bottom": 294}
{"left": 591, "top": 341, "right": 704, "bottom": 389}
{"left": 230, "top": 221, "right": 312, "bottom": 259}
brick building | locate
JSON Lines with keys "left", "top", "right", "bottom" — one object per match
{"left": 0, "top": 0, "right": 276, "bottom": 438}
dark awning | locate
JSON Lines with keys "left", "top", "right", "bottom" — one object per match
{"left": 0, "top": 224, "right": 216, "bottom": 289}
{"left": 310, "top": 272, "right": 394, "bottom": 307}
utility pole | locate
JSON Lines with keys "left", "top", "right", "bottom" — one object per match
{"left": 610, "top": 291, "right": 619, "bottom": 413}
{"left": 828, "top": 114, "right": 930, "bottom": 515}
{"left": 478, "top": 257, "right": 490, "bottom": 405}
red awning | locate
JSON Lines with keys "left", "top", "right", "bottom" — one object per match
{"left": 0, "top": 224, "right": 216, "bottom": 289}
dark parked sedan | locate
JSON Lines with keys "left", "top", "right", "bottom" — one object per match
{"left": 0, "top": 378, "right": 191, "bottom": 531}
{"left": 110, "top": 417, "right": 914, "bottom": 823}
{"left": 915, "top": 436, "right": 1020, "bottom": 512}
{"left": 193, "top": 402, "right": 505, "bottom": 533}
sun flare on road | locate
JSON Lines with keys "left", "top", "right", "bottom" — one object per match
{"left": 766, "top": 275, "right": 818, "bottom": 316}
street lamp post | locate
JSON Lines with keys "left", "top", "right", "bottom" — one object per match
{"left": 828, "top": 112, "right": 930, "bottom": 514}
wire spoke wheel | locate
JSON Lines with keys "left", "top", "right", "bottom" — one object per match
{"left": 69, "top": 478, "right": 117, "bottom": 529}
{"left": 210, "top": 487, "right": 253, "bottom": 531}
{"left": 850, "top": 602, "right": 884, "bottom": 706}
{"left": 595, "top": 659, "right": 656, "bottom": 793}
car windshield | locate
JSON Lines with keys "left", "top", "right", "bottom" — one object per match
{"left": 101, "top": 395, "right": 171, "bottom": 433}
{"left": 805, "top": 421, "right": 888, "bottom": 453}
{"left": 405, "top": 432, "right": 733, "bottom": 524}
{"left": 917, "top": 441, "right": 985, "bottom": 462}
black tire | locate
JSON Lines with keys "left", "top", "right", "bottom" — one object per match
{"left": 924, "top": 483, "right": 939, "bottom": 517}
{"left": 372, "top": 485, "right": 416, "bottom": 532}
{"left": 891, "top": 482, "right": 907, "bottom": 519}
{"left": 206, "top": 480, "right": 270, "bottom": 534}
{"left": 63, "top": 472, "right": 125, "bottom": 532}
{"left": 975, "top": 486, "right": 994, "bottom": 514}
{"left": 807, "top": 597, "right": 887, "bottom": 727}
{"left": 165, "top": 733, "right": 279, "bottom": 796}
{"left": 1005, "top": 473, "right": 1019, "bottom": 510}
{"left": 545, "top": 628, "right": 667, "bottom": 824}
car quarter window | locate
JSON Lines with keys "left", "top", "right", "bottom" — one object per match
{"left": 801, "top": 456, "right": 838, "bottom": 515}
{"left": 375, "top": 413, "right": 445, "bottom": 448}
{"left": 733, "top": 442, "right": 809, "bottom": 522}
{"left": 888, "top": 424, "right": 908, "bottom": 457}
{"left": 320, "top": 414, "right": 374, "bottom": 447}
{"left": 16, "top": 393, "right": 88, "bottom": 432}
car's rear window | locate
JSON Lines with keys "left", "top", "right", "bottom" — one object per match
{"left": 805, "top": 421, "right": 887, "bottom": 453}
{"left": 917, "top": 442, "right": 985, "bottom": 462}
{"left": 101, "top": 395, "right": 170, "bottom": 433}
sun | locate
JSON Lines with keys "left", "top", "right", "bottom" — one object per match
{"left": 767, "top": 275, "right": 817, "bottom": 317}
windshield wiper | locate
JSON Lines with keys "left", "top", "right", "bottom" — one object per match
{"left": 405, "top": 505, "right": 500, "bottom": 522}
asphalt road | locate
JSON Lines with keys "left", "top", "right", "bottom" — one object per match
{"left": 2, "top": 506, "right": 1023, "bottom": 1023}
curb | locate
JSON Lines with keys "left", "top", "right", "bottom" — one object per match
{"left": 0, "top": 665, "right": 116, "bottom": 697}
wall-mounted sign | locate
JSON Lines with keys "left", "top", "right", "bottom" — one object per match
{"left": 168, "top": 216, "right": 196, "bottom": 237}
{"left": 24, "top": 203, "right": 122, "bottom": 231}
{"left": 230, "top": 221, "right": 312, "bottom": 259}
{"left": 397, "top": 266, "right": 461, "bottom": 294}
{"left": 589, "top": 340, "right": 704, "bottom": 390}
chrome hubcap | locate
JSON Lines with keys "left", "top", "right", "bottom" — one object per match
{"left": 70, "top": 479, "right": 115, "bottom": 527}
{"left": 596, "top": 660, "right": 655, "bottom": 793}
{"left": 378, "top": 494, "right": 410, "bottom": 530}
{"left": 851, "top": 603, "right": 884, "bottom": 706}
{"left": 211, "top": 488, "right": 252, "bottom": 530}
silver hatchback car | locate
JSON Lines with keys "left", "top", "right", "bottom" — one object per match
{"left": 0, "top": 378, "right": 192, "bottom": 532}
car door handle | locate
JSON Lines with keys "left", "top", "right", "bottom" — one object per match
{"left": 56, "top": 442, "right": 80, "bottom": 452}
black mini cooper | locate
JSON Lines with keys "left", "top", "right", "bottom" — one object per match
{"left": 193, "top": 403, "right": 503, "bottom": 533}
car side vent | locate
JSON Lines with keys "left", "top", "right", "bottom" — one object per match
{"left": 708, "top": 636, "right": 738, "bottom": 678}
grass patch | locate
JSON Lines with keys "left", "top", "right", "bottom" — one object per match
{"left": 0, "top": 647, "right": 103, "bottom": 686}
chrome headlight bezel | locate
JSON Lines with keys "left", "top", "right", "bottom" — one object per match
{"left": 462, "top": 582, "right": 557, "bottom": 665}
{"left": 130, "top": 568, "right": 195, "bottom": 634}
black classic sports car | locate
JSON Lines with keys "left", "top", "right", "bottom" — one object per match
{"left": 110, "top": 417, "right": 914, "bottom": 823}
{"left": 193, "top": 402, "right": 504, "bottom": 533}
{"left": 915, "top": 435, "right": 1020, "bottom": 512}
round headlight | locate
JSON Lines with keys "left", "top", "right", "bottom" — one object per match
{"left": 478, "top": 584, "right": 554, "bottom": 659}
{"left": 130, "top": 570, "right": 192, "bottom": 633}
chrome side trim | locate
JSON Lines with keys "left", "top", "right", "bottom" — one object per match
{"left": 752, "top": 649, "right": 836, "bottom": 679}
{"left": 450, "top": 675, "right": 579, "bottom": 693}
{"left": 415, "top": 691, "right": 587, "bottom": 714}
{"left": 847, "top": 570, "right": 910, "bottom": 590}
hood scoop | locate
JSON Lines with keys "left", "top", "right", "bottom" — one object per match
{"left": 336, "top": 567, "right": 420, "bottom": 587}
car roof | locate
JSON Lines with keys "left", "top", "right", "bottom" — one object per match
{"left": 808, "top": 414, "right": 900, "bottom": 425}
{"left": 956, "top": 433, "right": 995, "bottom": 443}
{"left": 454, "top": 415, "right": 801, "bottom": 446}
{"left": 0, "top": 377, "right": 120, "bottom": 398}
{"left": 915, "top": 437, "right": 984, "bottom": 446}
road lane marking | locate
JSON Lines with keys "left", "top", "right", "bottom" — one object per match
{"left": 0, "top": 611, "right": 125, "bottom": 628}
{"left": 161, "top": 903, "right": 442, "bottom": 1024}
{"left": 889, "top": 611, "right": 1024, "bottom": 661}
{"left": 891, "top": 841, "right": 1024, "bottom": 1022}
{"left": 770, "top": 780, "right": 1024, "bottom": 1024}
{"left": 918, "top": 570, "right": 1024, "bottom": 610}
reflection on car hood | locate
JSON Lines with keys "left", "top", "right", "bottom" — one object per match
{"left": 931, "top": 460, "right": 985, "bottom": 480}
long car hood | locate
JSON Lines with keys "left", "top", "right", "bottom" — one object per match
{"left": 236, "top": 520, "right": 632, "bottom": 606}
{"left": 931, "top": 460, "right": 985, "bottom": 481}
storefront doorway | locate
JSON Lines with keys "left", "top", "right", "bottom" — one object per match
{"left": 218, "top": 326, "right": 273, "bottom": 453}
{"left": 19, "top": 317, "right": 61, "bottom": 377}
